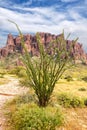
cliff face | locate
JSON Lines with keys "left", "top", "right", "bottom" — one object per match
{"left": 0, "top": 33, "right": 87, "bottom": 63}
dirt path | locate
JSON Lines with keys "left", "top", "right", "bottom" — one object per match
{"left": 0, "top": 75, "right": 28, "bottom": 130}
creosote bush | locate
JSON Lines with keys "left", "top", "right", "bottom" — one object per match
{"left": 19, "top": 77, "right": 30, "bottom": 87}
{"left": 57, "top": 93, "right": 84, "bottom": 108}
{"left": 82, "top": 76, "right": 87, "bottom": 82}
{"left": 9, "top": 66, "right": 27, "bottom": 78}
{"left": 8, "top": 92, "right": 36, "bottom": 106}
{"left": 64, "top": 75, "right": 73, "bottom": 82}
{"left": 78, "top": 87, "right": 86, "bottom": 91}
{"left": 84, "top": 98, "right": 87, "bottom": 106}
{"left": 57, "top": 93, "right": 72, "bottom": 107}
{"left": 0, "top": 73, "right": 4, "bottom": 78}
{"left": 9, "top": 104, "right": 64, "bottom": 130}
{"left": 10, "top": 20, "right": 78, "bottom": 107}
{"left": 70, "top": 96, "right": 84, "bottom": 107}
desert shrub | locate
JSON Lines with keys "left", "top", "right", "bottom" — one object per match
{"left": 0, "top": 69, "right": 7, "bottom": 78}
{"left": 9, "top": 104, "right": 64, "bottom": 130}
{"left": 19, "top": 77, "right": 30, "bottom": 87}
{"left": 8, "top": 67, "right": 20, "bottom": 75}
{"left": 57, "top": 93, "right": 84, "bottom": 108}
{"left": 10, "top": 93, "right": 36, "bottom": 105}
{"left": 0, "top": 73, "right": 4, "bottom": 78}
{"left": 8, "top": 68, "right": 17, "bottom": 75}
{"left": 64, "top": 75, "right": 73, "bottom": 81}
{"left": 78, "top": 87, "right": 86, "bottom": 91}
{"left": 0, "top": 69, "right": 7, "bottom": 75}
{"left": 9, "top": 66, "right": 26, "bottom": 77}
{"left": 57, "top": 93, "right": 72, "bottom": 107}
{"left": 3, "top": 52, "right": 22, "bottom": 69}
{"left": 0, "top": 60, "right": 6, "bottom": 68}
{"left": 17, "top": 69, "right": 27, "bottom": 77}
{"left": 84, "top": 98, "right": 87, "bottom": 106}
{"left": 70, "top": 96, "right": 84, "bottom": 108}
{"left": 82, "top": 76, "right": 87, "bottom": 82}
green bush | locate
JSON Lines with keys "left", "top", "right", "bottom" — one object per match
{"left": 78, "top": 87, "right": 86, "bottom": 91}
{"left": 17, "top": 69, "right": 27, "bottom": 78}
{"left": 57, "top": 93, "right": 72, "bottom": 107}
{"left": 0, "top": 69, "right": 7, "bottom": 75}
{"left": 8, "top": 67, "right": 21, "bottom": 75}
{"left": 57, "top": 93, "right": 84, "bottom": 108}
{"left": 9, "top": 104, "right": 64, "bottom": 130}
{"left": 70, "top": 96, "right": 84, "bottom": 108}
{"left": 0, "top": 73, "right": 4, "bottom": 78}
{"left": 19, "top": 77, "right": 30, "bottom": 87}
{"left": 64, "top": 75, "right": 73, "bottom": 82}
{"left": 8, "top": 66, "right": 26, "bottom": 77}
{"left": 8, "top": 68, "right": 17, "bottom": 75}
{"left": 10, "top": 93, "right": 36, "bottom": 105}
{"left": 82, "top": 76, "right": 87, "bottom": 82}
{"left": 0, "top": 69, "right": 7, "bottom": 78}
{"left": 84, "top": 98, "right": 87, "bottom": 106}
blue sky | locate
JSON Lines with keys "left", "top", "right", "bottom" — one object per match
{"left": 0, "top": 0, "right": 87, "bottom": 51}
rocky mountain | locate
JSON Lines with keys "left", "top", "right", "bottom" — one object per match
{"left": 0, "top": 32, "right": 87, "bottom": 63}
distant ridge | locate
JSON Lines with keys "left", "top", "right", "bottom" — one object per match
{"left": 0, "top": 32, "right": 87, "bottom": 64}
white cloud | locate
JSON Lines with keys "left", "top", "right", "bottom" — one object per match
{"left": 0, "top": 6, "right": 66, "bottom": 33}
{"left": 0, "top": 0, "right": 87, "bottom": 51}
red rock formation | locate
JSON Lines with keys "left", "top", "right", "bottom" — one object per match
{"left": 6, "top": 34, "right": 14, "bottom": 46}
{"left": 0, "top": 47, "right": 8, "bottom": 57}
{"left": 6, "top": 34, "right": 15, "bottom": 54}
{"left": 0, "top": 32, "right": 87, "bottom": 64}
{"left": 66, "top": 40, "right": 87, "bottom": 62}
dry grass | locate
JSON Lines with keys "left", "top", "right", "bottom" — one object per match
{"left": 60, "top": 108, "right": 87, "bottom": 130}
{"left": 0, "top": 77, "right": 10, "bottom": 85}
{"left": 54, "top": 79, "right": 87, "bottom": 98}
{"left": 0, "top": 74, "right": 17, "bottom": 85}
